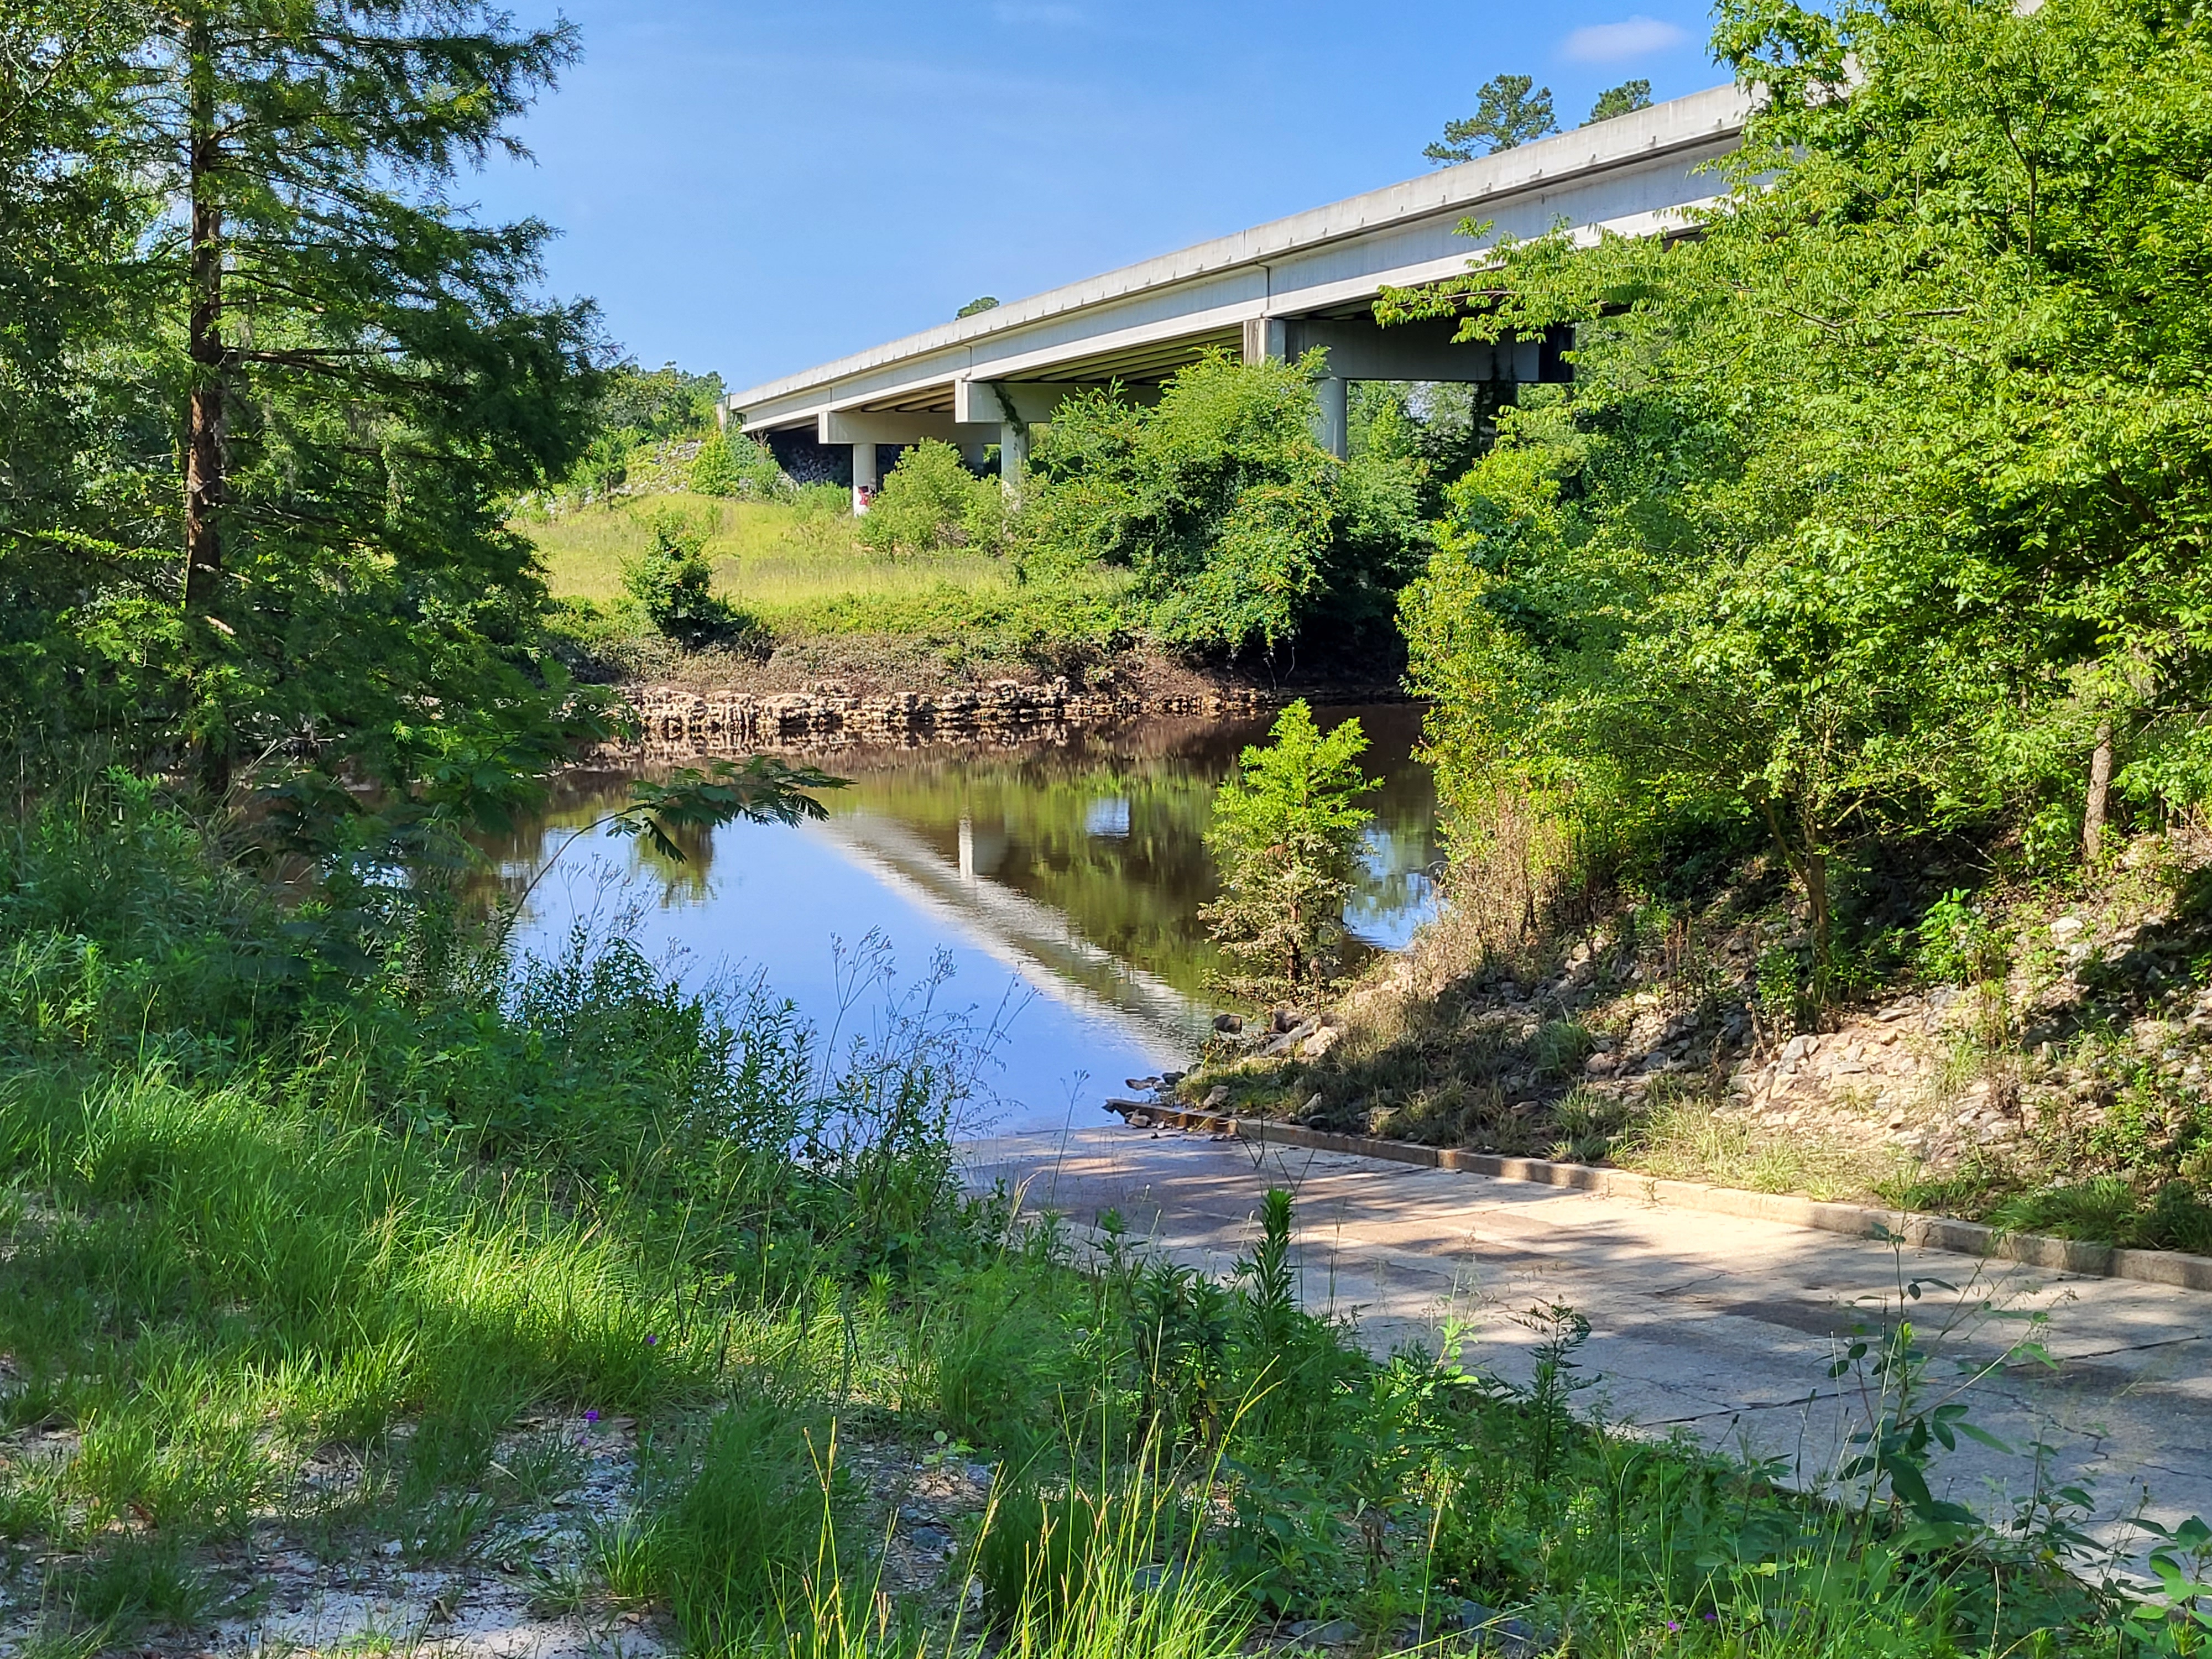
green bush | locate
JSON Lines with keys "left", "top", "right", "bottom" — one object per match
{"left": 1018, "top": 353, "right": 1428, "bottom": 657}
{"left": 859, "top": 439, "right": 1005, "bottom": 557}
{"left": 621, "top": 509, "right": 738, "bottom": 646}
{"left": 1915, "top": 888, "right": 2009, "bottom": 987}
{"left": 691, "top": 430, "right": 793, "bottom": 500}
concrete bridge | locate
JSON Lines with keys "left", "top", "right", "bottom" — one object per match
{"left": 721, "top": 83, "right": 1750, "bottom": 508}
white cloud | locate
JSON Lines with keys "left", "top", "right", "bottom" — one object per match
{"left": 1559, "top": 15, "right": 1689, "bottom": 62}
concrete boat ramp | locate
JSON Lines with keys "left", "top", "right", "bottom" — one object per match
{"left": 963, "top": 1125, "right": 2212, "bottom": 1544}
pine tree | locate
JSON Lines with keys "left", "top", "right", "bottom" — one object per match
{"left": 1584, "top": 80, "right": 1652, "bottom": 124}
{"left": 1201, "top": 702, "right": 1378, "bottom": 998}
{"left": 0, "top": 3, "right": 155, "bottom": 743}
{"left": 1425, "top": 75, "right": 1559, "bottom": 165}
{"left": 101, "top": 1, "right": 607, "bottom": 797}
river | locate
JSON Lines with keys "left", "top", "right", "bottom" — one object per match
{"left": 491, "top": 703, "right": 1439, "bottom": 1132}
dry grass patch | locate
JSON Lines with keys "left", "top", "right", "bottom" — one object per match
{"left": 1616, "top": 1089, "right": 1896, "bottom": 1202}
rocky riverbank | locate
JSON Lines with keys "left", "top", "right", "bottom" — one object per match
{"left": 593, "top": 676, "right": 1406, "bottom": 759}
{"left": 1168, "top": 829, "right": 2212, "bottom": 1250}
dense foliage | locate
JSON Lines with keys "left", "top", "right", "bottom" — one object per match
{"left": 0, "top": 0, "right": 611, "bottom": 815}
{"left": 1386, "top": 0, "right": 2212, "bottom": 993}
{"left": 860, "top": 439, "right": 1007, "bottom": 557}
{"left": 690, "top": 429, "right": 792, "bottom": 500}
{"left": 569, "top": 359, "right": 726, "bottom": 500}
{"left": 1017, "top": 353, "right": 1430, "bottom": 659}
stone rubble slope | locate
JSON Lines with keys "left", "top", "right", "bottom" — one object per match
{"left": 1176, "top": 831, "right": 2212, "bottom": 1212}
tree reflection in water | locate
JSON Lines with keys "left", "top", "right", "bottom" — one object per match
{"left": 479, "top": 706, "right": 1439, "bottom": 1117}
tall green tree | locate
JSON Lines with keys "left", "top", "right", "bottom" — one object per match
{"left": 91, "top": 0, "right": 607, "bottom": 800}
{"left": 1425, "top": 74, "right": 1558, "bottom": 164}
{"left": 1385, "top": 0, "right": 2212, "bottom": 990}
{"left": 0, "top": 3, "right": 158, "bottom": 748}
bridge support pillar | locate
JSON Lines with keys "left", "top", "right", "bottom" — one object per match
{"left": 1313, "top": 375, "right": 1349, "bottom": 460}
{"left": 998, "top": 422, "right": 1029, "bottom": 496}
{"left": 849, "top": 441, "right": 879, "bottom": 515}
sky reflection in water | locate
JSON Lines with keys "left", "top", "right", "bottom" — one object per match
{"left": 498, "top": 704, "right": 1439, "bottom": 1133}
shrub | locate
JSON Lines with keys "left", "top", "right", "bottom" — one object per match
{"left": 691, "top": 430, "right": 792, "bottom": 500}
{"left": 621, "top": 509, "right": 734, "bottom": 646}
{"left": 859, "top": 440, "right": 1004, "bottom": 557}
{"left": 1200, "top": 702, "right": 1378, "bottom": 998}
{"left": 1916, "top": 888, "right": 2010, "bottom": 987}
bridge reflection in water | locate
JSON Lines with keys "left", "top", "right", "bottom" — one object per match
{"left": 488, "top": 705, "right": 1439, "bottom": 1128}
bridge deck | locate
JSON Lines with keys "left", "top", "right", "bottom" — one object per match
{"left": 724, "top": 83, "right": 1749, "bottom": 439}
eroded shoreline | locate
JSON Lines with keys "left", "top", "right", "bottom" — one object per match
{"left": 592, "top": 676, "right": 1412, "bottom": 758}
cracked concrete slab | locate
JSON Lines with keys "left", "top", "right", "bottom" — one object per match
{"left": 966, "top": 1125, "right": 2212, "bottom": 1543}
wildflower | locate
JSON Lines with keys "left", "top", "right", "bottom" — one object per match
{"left": 585, "top": 1409, "right": 601, "bottom": 1424}
{"left": 646, "top": 1334, "right": 658, "bottom": 1346}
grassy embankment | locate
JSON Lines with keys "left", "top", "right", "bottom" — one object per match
{"left": 0, "top": 782, "right": 2184, "bottom": 1655}
{"left": 1181, "top": 802, "right": 2212, "bottom": 1255}
{"left": 524, "top": 491, "right": 1134, "bottom": 687}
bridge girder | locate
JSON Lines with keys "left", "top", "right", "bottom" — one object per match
{"left": 724, "top": 82, "right": 1749, "bottom": 495}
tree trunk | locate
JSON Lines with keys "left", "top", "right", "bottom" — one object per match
{"left": 1803, "top": 844, "right": 1831, "bottom": 1008}
{"left": 184, "top": 18, "right": 228, "bottom": 794}
{"left": 1755, "top": 793, "right": 1829, "bottom": 1026}
{"left": 2083, "top": 719, "right": 2114, "bottom": 865}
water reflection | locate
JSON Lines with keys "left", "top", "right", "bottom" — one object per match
{"left": 488, "top": 705, "right": 1438, "bottom": 1126}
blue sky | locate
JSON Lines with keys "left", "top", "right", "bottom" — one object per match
{"left": 472, "top": 2, "right": 1722, "bottom": 393}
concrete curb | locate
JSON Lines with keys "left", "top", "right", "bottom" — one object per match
{"left": 1224, "top": 1119, "right": 2212, "bottom": 1293}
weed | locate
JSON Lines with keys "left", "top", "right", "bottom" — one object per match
{"left": 524, "top": 1556, "right": 592, "bottom": 1619}
{"left": 601, "top": 1401, "right": 848, "bottom": 1651}
{"left": 48, "top": 1533, "right": 212, "bottom": 1644}
{"left": 1514, "top": 1301, "right": 1593, "bottom": 1489}
{"left": 1526, "top": 1018, "right": 1594, "bottom": 1079}
{"left": 1546, "top": 1085, "right": 1630, "bottom": 1164}
{"left": 404, "top": 1490, "right": 496, "bottom": 1566}
{"left": 978, "top": 1484, "right": 1109, "bottom": 1630}
{"left": 1618, "top": 1086, "right": 1888, "bottom": 1199}
{"left": 487, "top": 1433, "right": 585, "bottom": 1510}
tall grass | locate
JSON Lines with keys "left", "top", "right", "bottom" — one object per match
{"left": 0, "top": 780, "right": 1004, "bottom": 1642}
{"left": 525, "top": 491, "right": 1136, "bottom": 670}
{"left": 526, "top": 491, "right": 1021, "bottom": 621}
{"left": 1617, "top": 1084, "right": 1895, "bottom": 1201}
{"left": 526, "top": 491, "right": 860, "bottom": 604}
